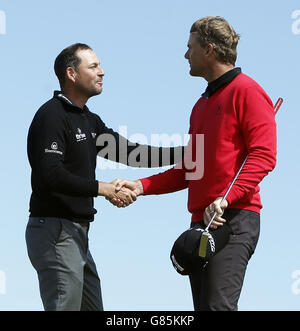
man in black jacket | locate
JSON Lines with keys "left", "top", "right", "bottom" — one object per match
{"left": 26, "top": 43, "right": 183, "bottom": 311}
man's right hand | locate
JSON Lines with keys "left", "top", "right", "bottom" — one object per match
{"left": 98, "top": 181, "right": 137, "bottom": 207}
{"left": 106, "top": 179, "right": 144, "bottom": 208}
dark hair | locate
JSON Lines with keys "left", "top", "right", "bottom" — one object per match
{"left": 190, "top": 16, "right": 240, "bottom": 65}
{"left": 54, "top": 43, "right": 92, "bottom": 88}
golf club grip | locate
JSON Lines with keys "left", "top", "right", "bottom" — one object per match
{"left": 205, "top": 97, "right": 283, "bottom": 231}
{"left": 274, "top": 98, "right": 283, "bottom": 115}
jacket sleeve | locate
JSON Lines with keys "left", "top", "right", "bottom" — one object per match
{"left": 140, "top": 163, "right": 189, "bottom": 195}
{"left": 95, "top": 116, "right": 185, "bottom": 168}
{"left": 139, "top": 135, "right": 198, "bottom": 195}
{"left": 35, "top": 110, "right": 98, "bottom": 197}
{"left": 222, "top": 86, "right": 277, "bottom": 204}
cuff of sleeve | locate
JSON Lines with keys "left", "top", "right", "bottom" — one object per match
{"left": 220, "top": 187, "right": 241, "bottom": 205}
{"left": 139, "top": 178, "right": 150, "bottom": 195}
{"left": 91, "top": 180, "right": 99, "bottom": 197}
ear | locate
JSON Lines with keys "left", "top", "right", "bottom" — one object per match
{"left": 65, "top": 66, "right": 77, "bottom": 84}
{"left": 205, "top": 43, "right": 214, "bottom": 56}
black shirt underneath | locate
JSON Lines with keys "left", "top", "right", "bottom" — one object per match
{"left": 202, "top": 67, "right": 242, "bottom": 98}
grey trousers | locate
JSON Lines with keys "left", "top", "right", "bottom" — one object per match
{"left": 25, "top": 217, "right": 103, "bottom": 311}
{"left": 189, "top": 209, "right": 260, "bottom": 311}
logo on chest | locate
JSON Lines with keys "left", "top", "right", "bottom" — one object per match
{"left": 216, "top": 105, "right": 222, "bottom": 116}
{"left": 75, "top": 128, "right": 87, "bottom": 142}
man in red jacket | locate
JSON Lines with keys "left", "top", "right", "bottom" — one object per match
{"left": 111, "top": 16, "right": 277, "bottom": 311}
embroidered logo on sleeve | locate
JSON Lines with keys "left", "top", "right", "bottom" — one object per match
{"left": 45, "top": 141, "right": 63, "bottom": 155}
{"left": 51, "top": 142, "right": 58, "bottom": 150}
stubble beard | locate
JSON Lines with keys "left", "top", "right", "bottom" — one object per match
{"left": 77, "top": 82, "right": 102, "bottom": 99}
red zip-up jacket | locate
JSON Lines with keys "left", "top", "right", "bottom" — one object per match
{"left": 140, "top": 73, "right": 277, "bottom": 223}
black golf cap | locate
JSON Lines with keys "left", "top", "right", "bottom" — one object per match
{"left": 170, "top": 222, "right": 231, "bottom": 276}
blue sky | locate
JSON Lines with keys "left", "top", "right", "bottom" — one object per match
{"left": 0, "top": 0, "right": 300, "bottom": 311}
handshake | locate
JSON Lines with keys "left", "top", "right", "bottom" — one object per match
{"left": 97, "top": 179, "right": 228, "bottom": 230}
{"left": 98, "top": 179, "right": 143, "bottom": 208}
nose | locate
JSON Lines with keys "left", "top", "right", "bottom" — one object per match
{"left": 98, "top": 67, "right": 105, "bottom": 77}
{"left": 184, "top": 50, "right": 189, "bottom": 60}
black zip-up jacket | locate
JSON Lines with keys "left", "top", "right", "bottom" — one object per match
{"left": 27, "top": 91, "right": 184, "bottom": 222}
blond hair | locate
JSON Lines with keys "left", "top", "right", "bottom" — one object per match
{"left": 190, "top": 16, "right": 240, "bottom": 65}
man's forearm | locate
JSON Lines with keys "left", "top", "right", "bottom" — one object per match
{"left": 140, "top": 166, "right": 189, "bottom": 195}
{"left": 96, "top": 129, "right": 186, "bottom": 168}
{"left": 41, "top": 162, "right": 99, "bottom": 197}
{"left": 98, "top": 181, "right": 114, "bottom": 197}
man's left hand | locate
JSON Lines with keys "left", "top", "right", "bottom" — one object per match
{"left": 203, "top": 197, "right": 228, "bottom": 230}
